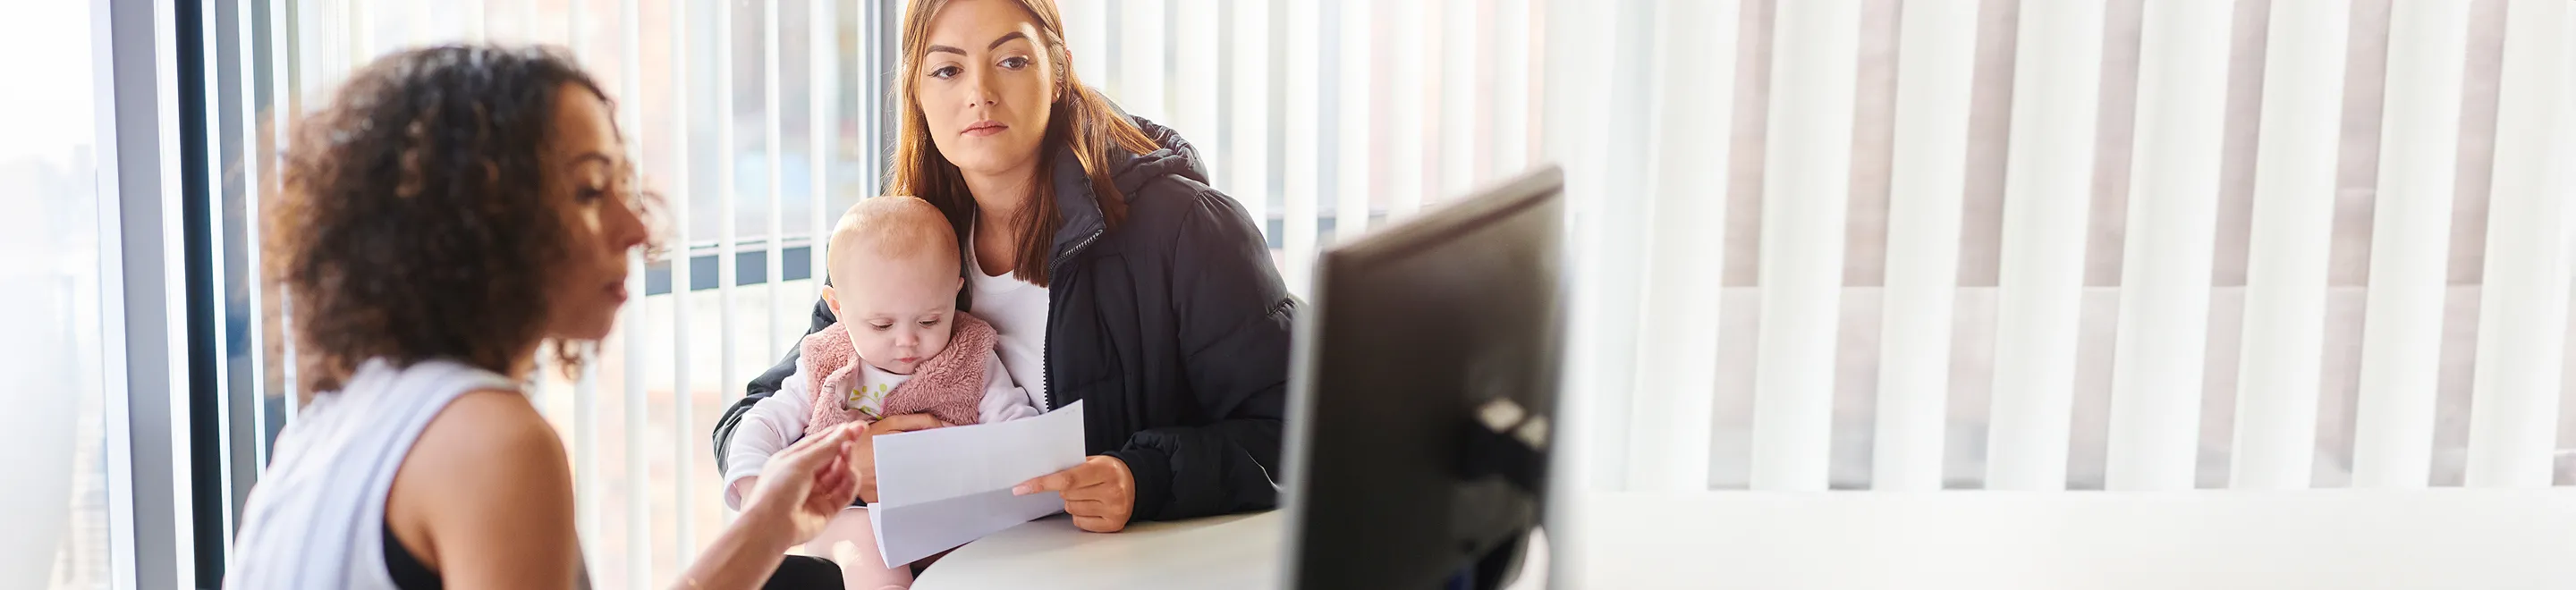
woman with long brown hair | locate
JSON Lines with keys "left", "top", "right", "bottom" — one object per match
{"left": 716, "top": 0, "right": 1292, "bottom": 571}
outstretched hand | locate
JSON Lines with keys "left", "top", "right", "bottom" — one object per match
{"left": 741, "top": 423, "right": 862, "bottom": 544}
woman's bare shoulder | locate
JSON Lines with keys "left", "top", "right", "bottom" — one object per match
{"left": 386, "top": 388, "right": 578, "bottom": 576}
{"left": 408, "top": 388, "right": 565, "bottom": 473}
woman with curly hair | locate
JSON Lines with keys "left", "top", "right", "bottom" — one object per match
{"left": 223, "top": 45, "right": 862, "bottom": 590}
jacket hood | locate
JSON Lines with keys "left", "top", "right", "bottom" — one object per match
{"left": 1047, "top": 97, "right": 1210, "bottom": 262}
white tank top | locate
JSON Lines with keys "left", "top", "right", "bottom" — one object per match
{"left": 968, "top": 228, "right": 1053, "bottom": 408}
{"left": 222, "top": 358, "right": 531, "bottom": 589}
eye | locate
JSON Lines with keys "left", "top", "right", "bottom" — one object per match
{"left": 918, "top": 318, "right": 942, "bottom": 328}
{"left": 869, "top": 323, "right": 893, "bottom": 332}
{"left": 929, "top": 64, "right": 962, "bottom": 80}
{"left": 577, "top": 186, "right": 609, "bottom": 203}
{"left": 998, "top": 55, "right": 1030, "bottom": 71}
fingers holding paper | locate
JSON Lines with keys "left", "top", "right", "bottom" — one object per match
{"left": 1013, "top": 455, "right": 1136, "bottom": 533}
{"left": 866, "top": 401, "right": 1089, "bottom": 566}
{"left": 854, "top": 413, "right": 953, "bottom": 503}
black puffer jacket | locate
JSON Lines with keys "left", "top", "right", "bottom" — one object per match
{"left": 714, "top": 115, "right": 1291, "bottom": 521}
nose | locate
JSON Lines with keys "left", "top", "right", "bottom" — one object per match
{"left": 606, "top": 191, "right": 648, "bottom": 253}
{"left": 894, "top": 330, "right": 919, "bottom": 349}
{"left": 964, "top": 71, "right": 996, "bottom": 109}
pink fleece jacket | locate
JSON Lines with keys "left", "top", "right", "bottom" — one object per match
{"left": 801, "top": 313, "right": 1000, "bottom": 434}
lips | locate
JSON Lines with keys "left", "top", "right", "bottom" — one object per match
{"left": 962, "top": 120, "right": 1007, "bottom": 137}
{"left": 606, "top": 280, "right": 629, "bottom": 302}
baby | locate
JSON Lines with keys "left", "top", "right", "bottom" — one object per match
{"left": 721, "top": 196, "right": 1039, "bottom": 589}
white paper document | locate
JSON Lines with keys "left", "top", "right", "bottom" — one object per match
{"left": 868, "top": 400, "right": 1085, "bottom": 568}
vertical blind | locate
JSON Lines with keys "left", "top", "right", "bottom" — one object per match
{"left": 1597, "top": 0, "right": 2575, "bottom": 493}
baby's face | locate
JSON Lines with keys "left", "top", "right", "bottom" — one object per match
{"left": 831, "top": 250, "right": 963, "bottom": 375}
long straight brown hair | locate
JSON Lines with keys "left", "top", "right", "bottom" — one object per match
{"left": 888, "top": 0, "right": 1160, "bottom": 287}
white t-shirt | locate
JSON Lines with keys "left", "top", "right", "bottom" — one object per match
{"left": 842, "top": 362, "right": 912, "bottom": 417}
{"left": 967, "top": 232, "right": 1053, "bottom": 409}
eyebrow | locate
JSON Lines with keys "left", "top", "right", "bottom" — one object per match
{"left": 987, "top": 31, "right": 1029, "bottom": 50}
{"left": 570, "top": 152, "right": 615, "bottom": 168}
{"left": 927, "top": 31, "right": 1031, "bottom": 56}
{"left": 862, "top": 310, "right": 946, "bottom": 321}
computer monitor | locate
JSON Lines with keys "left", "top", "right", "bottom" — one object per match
{"left": 1279, "top": 166, "right": 1567, "bottom": 590}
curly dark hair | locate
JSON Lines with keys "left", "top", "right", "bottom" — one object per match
{"left": 269, "top": 45, "right": 624, "bottom": 393}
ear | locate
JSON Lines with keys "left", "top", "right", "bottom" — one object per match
{"left": 1052, "top": 47, "right": 1072, "bottom": 103}
{"left": 821, "top": 285, "right": 844, "bottom": 319}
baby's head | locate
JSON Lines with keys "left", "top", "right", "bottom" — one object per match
{"left": 822, "top": 196, "right": 963, "bottom": 375}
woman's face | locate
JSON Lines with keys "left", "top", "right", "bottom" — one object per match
{"left": 542, "top": 87, "right": 648, "bottom": 341}
{"left": 916, "top": 0, "right": 1058, "bottom": 181}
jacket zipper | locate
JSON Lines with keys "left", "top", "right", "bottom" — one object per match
{"left": 1040, "top": 227, "right": 1107, "bottom": 411}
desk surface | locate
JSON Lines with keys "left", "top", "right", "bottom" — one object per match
{"left": 911, "top": 510, "right": 1284, "bottom": 590}
{"left": 914, "top": 490, "right": 2576, "bottom": 590}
